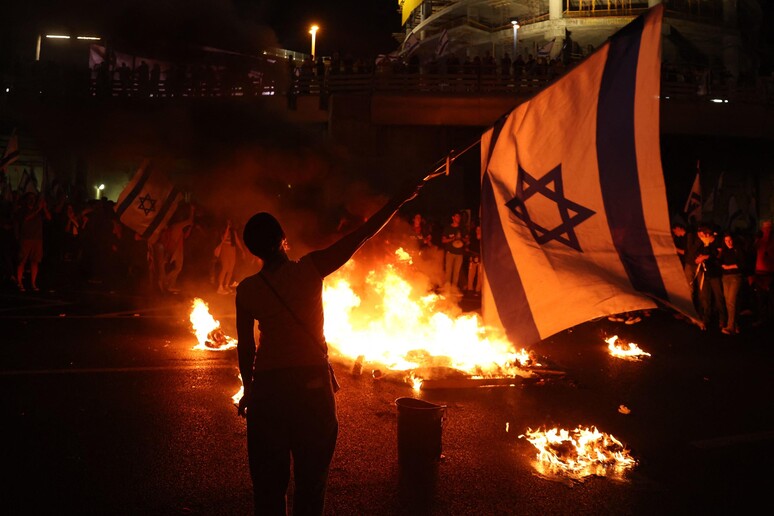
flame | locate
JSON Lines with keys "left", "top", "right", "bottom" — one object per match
{"left": 190, "top": 298, "right": 237, "bottom": 350}
{"left": 409, "top": 373, "right": 423, "bottom": 391}
{"left": 232, "top": 374, "right": 244, "bottom": 405}
{"left": 520, "top": 426, "right": 637, "bottom": 479}
{"left": 322, "top": 249, "right": 536, "bottom": 387}
{"left": 605, "top": 335, "right": 651, "bottom": 360}
{"left": 394, "top": 247, "right": 413, "bottom": 264}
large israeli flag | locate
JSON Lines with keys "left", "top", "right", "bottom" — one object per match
{"left": 115, "top": 159, "right": 182, "bottom": 244}
{"left": 480, "top": 4, "right": 699, "bottom": 348}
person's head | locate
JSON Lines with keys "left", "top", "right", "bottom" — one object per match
{"left": 451, "top": 211, "right": 461, "bottom": 225}
{"left": 723, "top": 233, "right": 734, "bottom": 248}
{"left": 762, "top": 220, "right": 773, "bottom": 234}
{"left": 697, "top": 225, "right": 716, "bottom": 245}
{"left": 243, "top": 212, "right": 286, "bottom": 260}
{"left": 671, "top": 222, "right": 686, "bottom": 237}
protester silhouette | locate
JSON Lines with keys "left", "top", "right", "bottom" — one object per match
{"left": 15, "top": 192, "right": 50, "bottom": 291}
{"left": 236, "top": 177, "right": 424, "bottom": 515}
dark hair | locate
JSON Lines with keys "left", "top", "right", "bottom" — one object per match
{"left": 243, "top": 212, "right": 285, "bottom": 259}
{"left": 697, "top": 224, "right": 714, "bottom": 234}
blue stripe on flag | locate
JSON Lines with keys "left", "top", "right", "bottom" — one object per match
{"left": 597, "top": 15, "right": 668, "bottom": 300}
{"left": 142, "top": 186, "right": 181, "bottom": 239}
{"left": 116, "top": 164, "right": 152, "bottom": 217}
{"left": 482, "top": 172, "right": 540, "bottom": 346}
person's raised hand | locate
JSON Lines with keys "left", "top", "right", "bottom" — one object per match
{"left": 237, "top": 391, "right": 250, "bottom": 418}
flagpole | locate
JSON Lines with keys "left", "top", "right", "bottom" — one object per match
{"left": 423, "top": 137, "right": 481, "bottom": 182}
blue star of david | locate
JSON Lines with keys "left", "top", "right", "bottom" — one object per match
{"left": 137, "top": 193, "right": 157, "bottom": 216}
{"left": 505, "top": 163, "right": 595, "bottom": 252}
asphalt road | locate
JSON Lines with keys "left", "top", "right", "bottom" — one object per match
{"left": 1, "top": 285, "right": 772, "bottom": 515}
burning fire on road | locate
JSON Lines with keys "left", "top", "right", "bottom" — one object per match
{"left": 321, "top": 248, "right": 539, "bottom": 388}
{"left": 189, "top": 247, "right": 548, "bottom": 389}
{"left": 606, "top": 335, "right": 651, "bottom": 361}
{"left": 190, "top": 298, "right": 236, "bottom": 350}
{"left": 519, "top": 425, "right": 637, "bottom": 480}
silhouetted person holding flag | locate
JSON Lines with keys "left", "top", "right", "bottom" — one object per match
{"left": 236, "top": 178, "right": 424, "bottom": 515}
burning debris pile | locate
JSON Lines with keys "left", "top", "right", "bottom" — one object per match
{"left": 606, "top": 335, "right": 651, "bottom": 361}
{"left": 188, "top": 248, "right": 559, "bottom": 390}
{"left": 519, "top": 426, "right": 637, "bottom": 480}
{"left": 189, "top": 298, "right": 236, "bottom": 350}
{"left": 322, "top": 248, "right": 545, "bottom": 389}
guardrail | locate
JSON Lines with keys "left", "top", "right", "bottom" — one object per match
{"left": 5, "top": 69, "right": 771, "bottom": 105}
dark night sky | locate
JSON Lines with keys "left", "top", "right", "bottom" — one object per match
{"left": 2, "top": 0, "right": 403, "bottom": 61}
{"left": 250, "top": 0, "right": 402, "bottom": 56}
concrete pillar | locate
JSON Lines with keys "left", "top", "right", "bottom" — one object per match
{"left": 549, "top": 0, "right": 563, "bottom": 20}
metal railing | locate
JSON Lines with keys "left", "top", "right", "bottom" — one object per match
{"left": 5, "top": 67, "right": 771, "bottom": 106}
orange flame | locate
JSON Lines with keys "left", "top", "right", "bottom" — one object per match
{"left": 190, "top": 298, "right": 236, "bottom": 350}
{"left": 520, "top": 425, "right": 637, "bottom": 478}
{"left": 322, "top": 248, "right": 535, "bottom": 385}
{"left": 605, "top": 335, "right": 651, "bottom": 360}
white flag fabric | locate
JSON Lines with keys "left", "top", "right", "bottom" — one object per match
{"left": 1, "top": 129, "right": 20, "bottom": 172}
{"left": 480, "top": 4, "right": 699, "bottom": 348}
{"left": 401, "top": 33, "right": 420, "bottom": 57}
{"left": 537, "top": 38, "right": 555, "bottom": 58}
{"left": 684, "top": 169, "right": 702, "bottom": 225}
{"left": 114, "top": 159, "right": 182, "bottom": 243}
{"left": 435, "top": 30, "right": 450, "bottom": 58}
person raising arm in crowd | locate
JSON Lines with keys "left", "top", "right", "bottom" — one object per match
{"left": 235, "top": 177, "right": 424, "bottom": 515}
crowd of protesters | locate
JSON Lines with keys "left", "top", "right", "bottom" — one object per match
{"left": 3, "top": 175, "right": 773, "bottom": 335}
{"left": 671, "top": 218, "right": 774, "bottom": 334}
{"left": 0, "top": 184, "right": 260, "bottom": 297}
{"left": 406, "top": 209, "right": 483, "bottom": 298}
{"left": 0, "top": 184, "right": 487, "bottom": 302}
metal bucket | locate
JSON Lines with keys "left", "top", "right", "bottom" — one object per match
{"left": 395, "top": 397, "right": 446, "bottom": 464}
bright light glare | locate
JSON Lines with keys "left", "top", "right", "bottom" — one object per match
{"left": 46, "top": 34, "right": 71, "bottom": 39}
{"left": 76, "top": 36, "right": 101, "bottom": 40}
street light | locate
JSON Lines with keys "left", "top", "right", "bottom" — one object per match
{"left": 309, "top": 25, "right": 319, "bottom": 59}
{"left": 511, "top": 19, "right": 520, "bottom": 57}
{"left": 95, "top": 183, "right": 105, "bottom": 199}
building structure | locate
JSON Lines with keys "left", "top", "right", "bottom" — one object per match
{"left": 398, "top": 0, "right": 759, "bottom": 86}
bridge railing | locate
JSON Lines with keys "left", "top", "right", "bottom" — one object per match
{"left": 5, "top": 68, "right": 772, "bottom": 105}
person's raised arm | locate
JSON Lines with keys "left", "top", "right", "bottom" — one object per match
{"left": 310, "top": 179, "right": 424, "bottom": 277}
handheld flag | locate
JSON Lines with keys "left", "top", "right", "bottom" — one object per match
{"left": 537, "top": 38, "right": 556, "bottom": 58}
{"left": 114, "top": 159, "right": 182, "bottom": 243}
{"left": 401, "top": 33, "right": 420, "bottom": 57}
{"left": 435, "top": 30, "right": 450, "bottom": 58}
{"left": 684, "top": 164, "right": 702, "bottom": 225}
{"left": 18, "top": 169, "right": 38, "bottom": 194}
{"left": 480, "top": 4, "right": 699, "bottom": 348}
{"left": 1, "top": 129, "right": 20, "bottom": 173}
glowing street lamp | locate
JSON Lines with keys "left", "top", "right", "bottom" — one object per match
{"left": 511, "top": 19, "right": 520, "bottom": 57}
{"left": 309, "top": 25, "right": 319, "bottom": 58}
{"left": 95, "top": 183, "right": 105, "bottom": 199}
